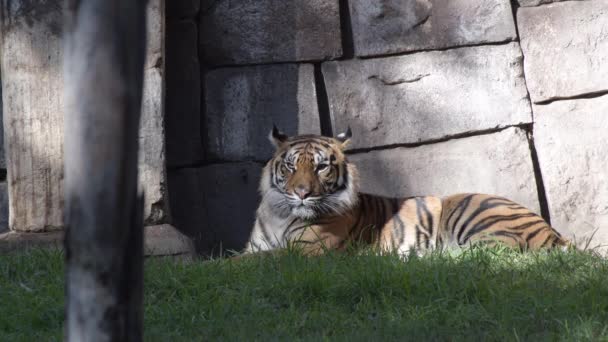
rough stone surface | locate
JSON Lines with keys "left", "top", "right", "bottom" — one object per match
{"left": 166, "top": 20, "right": 203, "bottom": 167}
{"left": 167, "top": 0, "right": 199, "bottom": 18}
{"left": 518, "top": 1, "right": 608, "bottom": 103}
{"left": 0, "top": 225, "right": 195, "bottom": 256}
{"left": 349, "top": 0, "right": 517, "bottom": 57}
{"left": 200, "top": 0, "right": 342, "bottom": 65}
{"left": 323, "top": 43, "right": 532, "bottom": 150}
{"left": 168, "top": 163, "right": 262, "bottom": 256}
{"left": 518, "top": 0, "right": 587, "bottom": 7}
{"left": 534, "top": 95, "right": 608, "bottom": 249}
{"left": 205, "top": 64, "right": 321, "bottom": 161}
{"left": 144, "top": 224, "right": 195, "bottom": 256}
{"left": 0, "top": 183, "right": 8, "bottom": 233}
{"left": 1, "top": 0, "right": 65, "bottom": 231}
{"left": 139, "top": 0, "right": 169, "bottom": 224}
{"left": 349, "top": 127, "right": 541, "bottom": 214}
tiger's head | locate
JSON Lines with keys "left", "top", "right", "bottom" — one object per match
{"left": 259, "top": 126, "right": 360, "bottom": 220}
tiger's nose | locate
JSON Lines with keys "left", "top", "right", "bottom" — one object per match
{"left": 295, "top": 185, "right": 311, "bottom": 199}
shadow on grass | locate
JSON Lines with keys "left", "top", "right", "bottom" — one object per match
{"left": 1, "top": 247, "right": 607, "bottom": 341}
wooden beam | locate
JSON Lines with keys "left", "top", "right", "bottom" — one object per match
{"left": 63, "top": 1, "right": 148, "bottom": 340}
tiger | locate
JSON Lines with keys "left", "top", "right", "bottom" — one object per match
{"left": 243, "top": 126, "right": 569, "bottom": 256}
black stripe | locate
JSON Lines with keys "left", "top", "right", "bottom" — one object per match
{"left": 349, "top": 195, "right": 367, "bottom": 242}
{"left": 420, "top": 198, "right": 434, "bottom": 238}
{"left": 525, "top": 226, "right": 546, "bottom": 243}
{"left": 318, "top": 142, "right": 332, "bottom": 149}
{"left": 462, "top": 213, "right": 538, "bottom": 242}
{"left": 291, "top": 240, "right": 316, "bottom": 245}
{"left": 447, "top": 194, "right": 475, "bottom": 235}
{"left": 463, "top": 216, "right": 545, "bottom": 244}
{"left": 415, "top": 198, "right": 424, "bottom": 232}
{"left": 390, "top": 198, "right": 400, "bottom": 214}
{"left": 334, "top": 165, "right": 349, "bottom": 192}
{"left": 509, "top": 219, "right": 546, "bottom": 231}
{"left": 550, "top": 236, "right": 560, "bottom": 248}
{"left": 493, "top": 230, "right": 524, "bottom": 238}
{"left": 473, "top": 213, "right": 537, "bottom": 229}
{"left": 457, "top": 197, "right": 513, "bottom": 243}
{"left": 416, "top": 198, "right": 433, "bottom": 237}
{"left": 379, "top": 198, "right": 388, "bottom": 230}
{"left": 550, "top": 227, "right": 563, "bottom": 238}
{"left": 538, "top": 234, "right": 553, "bottom": 248}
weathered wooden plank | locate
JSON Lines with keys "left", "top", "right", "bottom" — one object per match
{"left": 140, "top": 0, "right": 169, "bottom": 224}
{"left": 0, "top": 0, "right": 166, "bottom": 231}
{"left": 0, "top": 0, "right": 64, "bottom": 232}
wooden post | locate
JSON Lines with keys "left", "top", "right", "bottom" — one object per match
{"left": 63, "top": 0, "right": 148, "bottom": 341}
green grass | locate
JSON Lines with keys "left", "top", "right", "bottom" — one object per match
{"left": 1, "top": 247, "right": 608, "bottom": 341}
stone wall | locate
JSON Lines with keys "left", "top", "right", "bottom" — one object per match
{"left": 0, "top": 1, "right": 605, "bottom": 254}
{"left": 166, "top": 0, "right": 608, "bottom": 255}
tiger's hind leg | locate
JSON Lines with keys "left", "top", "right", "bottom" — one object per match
{"left": 440, "top": 193, "right": 568, "bottom": 251}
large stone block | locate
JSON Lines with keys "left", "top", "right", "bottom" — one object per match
{"left": 0, "top": 0, "right": 167, "bottom": 230}
{"left": 322, "top": 43, "right": 532, "bottom": 150}
{"left": 199, "top": 0, "right": 342, "bottom": 65}
{"left": 349, "top": 0, "right": 517, "bottom": 57}
{"left": 168, "top": 163, "right": 262, "bottom": 256}
{"left": 144, "top": 224, "right": 195, "bottom": 257}
{"left": 166, "top": 20, "right": 203, "bottom": 167}
{"left": 518, "top": 1, "right": 608, "bottom": 103}
{"left": 205, "top": 64, "right": 321, "bottom": 161}
{"left": 534, "top": 96, "right": 608, "bottom": 249}
{"left": 349, "top": 127, "right": 541, "bottom": 214}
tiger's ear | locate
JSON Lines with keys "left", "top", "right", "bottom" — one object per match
{"left": 269, "top": 125, "right": 288, "bottom": 148}
{"left": 336, "top": 127, "right": 352, "bottom": 149}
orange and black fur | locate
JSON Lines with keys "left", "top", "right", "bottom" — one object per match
{"left": 244, "top": 127, "right": 569, "bottom": 255}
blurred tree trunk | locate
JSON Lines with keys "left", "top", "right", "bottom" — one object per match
{"left": 63, "top": 0, "right": 148, "bottom": 341}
